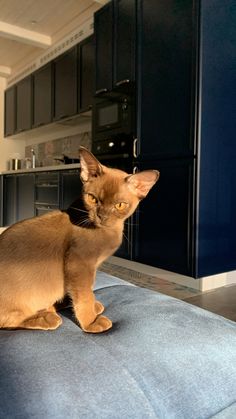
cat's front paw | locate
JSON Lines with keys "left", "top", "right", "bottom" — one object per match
{"left": 83, "top": 315, "right": 112, "bottom": 334}
{"left": 94, "top": 300, "right": 105, "bottom": 315}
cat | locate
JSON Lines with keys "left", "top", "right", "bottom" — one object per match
{"left": 0, "top": 147, "right": 159, "bottom": 333}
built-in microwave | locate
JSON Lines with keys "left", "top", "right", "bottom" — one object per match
{"left": 92, "top": 93, "right": 135, "bottom": 142}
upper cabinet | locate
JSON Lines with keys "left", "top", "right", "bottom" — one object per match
{"left": 4, "top": 36, "right": 94, "bottom": 137}
{"left": 136, "top": 0, "right": 195, "bottom": 159}
{"left": 94, "top": 0, "right": 136, "bottom": 95}
{"left": 78, "top": 35, "right": 95, "bottom": 112}
{"left": 94, "top": 3, "right": 113, "bottom": 94}
{"left": 32, "top": 63, "right": 53, "bottom": 128}
{"left": 113, "top": 0, "right": 136, "bottom": 88}
{"left": 16, "top": 76, "right": 32, "bottom": 133}
{"left": 53, "top": 47, "right": 78, "bottom": 121}
{"left": 4, "top": 86, "right": 16, "bottom": 137}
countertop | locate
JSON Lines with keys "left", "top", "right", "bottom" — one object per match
{"left": 0, "top": 163, "right": 81, "bottom": 175}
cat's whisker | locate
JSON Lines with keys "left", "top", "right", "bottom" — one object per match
{"left": 69, "top": 207, "right": 88, "bottom": 214}
{"left": 122, "top": 231, "right": 130, "bottom": 246}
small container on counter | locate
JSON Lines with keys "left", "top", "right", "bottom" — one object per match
{"left": 10, "top": 158, "right": 22, "bottom": 170}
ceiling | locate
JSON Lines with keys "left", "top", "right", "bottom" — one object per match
{"left": 0, "top": 0, "right": 107, "bottom": 78}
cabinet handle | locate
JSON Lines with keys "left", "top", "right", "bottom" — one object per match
{"left": 95, "top": 88, "right": 108, "bottom": 95}
{"left": 133, "top": 166, "right": 138, "bottom": 174}
{"left": 133, "top": 138, "right": 138, "bottom": 158}
{"left": 115, "top": 79, "right": 130, "bottom": 87}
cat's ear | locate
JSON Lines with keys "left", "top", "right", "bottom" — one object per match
{"left": 125, "top": 170, "right": 160, "bottom": 199}
{"left": 79, "top": 147, "right": 103, "bottom": 182}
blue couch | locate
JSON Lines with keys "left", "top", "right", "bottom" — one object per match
{"left": 0, "top": 272, "right": 236, "bottom": 418}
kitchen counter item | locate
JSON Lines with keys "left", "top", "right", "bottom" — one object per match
{"left": 0, "top": 163, "right": 81, "bottom": 175}
{"left": 10, "top": 159, "right": 21, "bottom": 170}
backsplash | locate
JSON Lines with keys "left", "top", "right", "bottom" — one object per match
{"left": 25, "top": 131, "right": 91, "bottom": 167}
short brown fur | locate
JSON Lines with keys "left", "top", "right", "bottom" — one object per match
{"left": 0, "top": 148, "right": 159, "bottom": 333}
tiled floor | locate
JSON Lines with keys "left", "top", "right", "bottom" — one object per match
{"left": 100, "top": 262, "right": 236, "bottom": 322}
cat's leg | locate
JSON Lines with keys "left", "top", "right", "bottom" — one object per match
{"left": 18, "top": 307, "right": 62, "bottom": 330}
{"left": 71, "top": 289, "right": 112, "bottom": 333}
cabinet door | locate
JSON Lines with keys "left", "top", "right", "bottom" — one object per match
{"left": 33, "top": 63, "right": 52, "bottom": 127}
{"left": 113, "top": 0, "right": 136, "bottom": 88}
{"left": 94, "top": 2, "right": 113, "bottom": 94}
{"left": 53, "top": 47, "right": 77, "bottom": 120}
{"left": 3, "top": 175, "right": 17, "bottom": 226}
{"left": 16, "top": 76, "right": 32, "bottom": 133}
{"left": 133, "top": 159, "right": 195, "bottom": 277}
{"left": 78, "top": 35, "right": 95, "bottom": 112}
{"left": 4, "top": 86, "right": 16, "bottom": 137}
{"left": 137, "top": 0, "right": 195, "bottom": 159}
{"left": 16, "top": 174, "right": 35, "bottom": 221}
{"left": 60, "top": 170, "right": 82, "bottom": 210}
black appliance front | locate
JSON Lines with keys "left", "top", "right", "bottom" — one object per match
{"left": 92, "top": 92, "right": 136, "bottom": 153}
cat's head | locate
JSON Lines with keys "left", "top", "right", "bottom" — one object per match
{"left": 79, "top": 147, "right": 159, "bottom": 228}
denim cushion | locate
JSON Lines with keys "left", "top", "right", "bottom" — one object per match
{"left": 0, "top": 272, "right": 235, "bottom": 419}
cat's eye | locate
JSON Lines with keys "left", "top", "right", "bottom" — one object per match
{"left": 87, "top": 193, "right": 97, "bottom": 204}
{"left": 115, "top": 202, "right": 128, "bottom": 211}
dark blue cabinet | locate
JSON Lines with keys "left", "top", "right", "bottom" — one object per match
{"left": 15, "top": 76, "right": 32, "bottom": 133}
{"left": 3, "top": 174, "right": 35, "bottom": 226}
{"left": 133, "top": 159, "right": 195, "bottom": 276}
{"left": 134, "top": 0, "right": 236, "bottom": 278}
{"left": 78, "top": 35, "right": 95, "bottom": 112}
{"left": 33, "top": 63, "right": 53, "bottom": 128}
{"left": 94, "top": 0, "right": 136, "bottom": 94}
{"left": 4, "top": 86, "right": 16, "bottom": 137}
{"left": 53, "top": 47, "right": 78, "bottom": 121}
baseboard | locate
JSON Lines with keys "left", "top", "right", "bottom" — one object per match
{"left": 108, "top": 256, "right": 236, "bottom": 291}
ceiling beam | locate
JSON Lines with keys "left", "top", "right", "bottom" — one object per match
{"left": 0, "top": 65, "right": 11, "bottom": 78}
{"left": 0, "top": 21, "right": 51, "bottom": 49}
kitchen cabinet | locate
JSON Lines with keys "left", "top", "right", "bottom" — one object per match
{"left": 16, "top": 76, "right": 32, "bottom": 133}
{"left": 133, "top": 160, "right": 194, "bottom": 276}
{"left": 94, "top": 0, "right": 136, "bottom": 94}
{"left": 134, "top": 0, "right": 236, "bottom": 278}
{"left": 35, "top": 172, "right": 60, "bottom": 216}
{"left": 3, "top": 175, "right": 17, "bottom": 226}
{"left": 136, "top": 0, "right": 194, "bottom": 160}
{"left": 60, "top": 170, "right": 82, "bottom": 210}
{"left": 53, "top": 47, "right": 77, "bottom": 121}
{"left": 4, "top": 35, "right": 94, "bottom": 136}
{"left": 94, "top": 2, "right": 113, "bottom": 94}
{"left": 4, "top": 86, "right": 16, "bottom": 137}
{"left": 113, "top": 0, "right": 136, "bottom": 88}
{"left": 78, "top": 35, "right": 95, "bottom": 112}
{"left": 33, "top": 63, "right": 53, "bottom": 127}
{"left": 3, "top": 174, "right": 35, "bottom": 226}
{"left": 17, "top": 174, "right": 35, "bottom": 221}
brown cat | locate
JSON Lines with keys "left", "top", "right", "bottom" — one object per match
{"left": 0, "top": 147, "right": 159, "bottom": 333}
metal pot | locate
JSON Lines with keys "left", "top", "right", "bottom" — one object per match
{"left": 10, "top": 158, "right": 21, "bottom": 170}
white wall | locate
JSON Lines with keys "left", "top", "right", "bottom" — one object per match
{"left": 0, "top": 77, "right": 25, "bottom": 171}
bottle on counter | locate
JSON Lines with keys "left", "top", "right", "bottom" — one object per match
{"left": 31, "top": 149, "right": 36, "bottom": 168}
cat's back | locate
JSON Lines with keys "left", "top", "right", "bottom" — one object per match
{"left": 0, "top": 211, "right": 72, "bottom": 257}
